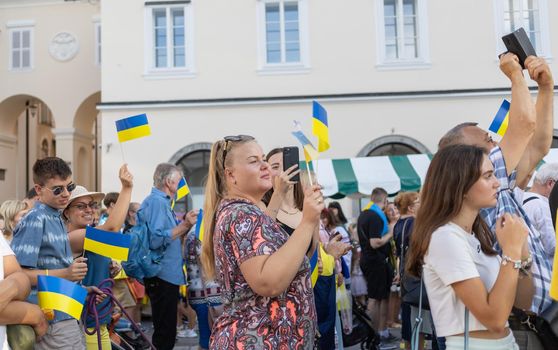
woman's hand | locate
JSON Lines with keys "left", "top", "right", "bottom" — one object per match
{"left": 301, "top": 185, "right": 325, "bottom": 224}
{"left": 109, "top": 260, "right": 122, "bottom": 278}
{"left": 495, "top": 213, "right": 528, "bottom": 259}
{"left": 325, "top": 234, "right": 351, "bottom": 259}
{"left": 86, "top": 286, "right": 107, "bottom": 304}
{"left": 118, "top": 164, "right": 134, "bottom": 189}
{"left": 274, "top": 164, "right": 300, "bottom": 196}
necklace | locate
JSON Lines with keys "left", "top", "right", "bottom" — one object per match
{"left": 280, "top": 207, "right": 300, "bottom": 215}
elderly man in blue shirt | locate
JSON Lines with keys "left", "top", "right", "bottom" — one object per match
{"left": 138, "top": 163, "right": 197, "bottom": 350}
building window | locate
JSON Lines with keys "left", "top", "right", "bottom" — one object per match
{"left": 494, "top": 0, "right": 551, "bottom": 58}
{"left": 145, "top": 3, "right": 194, "bottom": 76}
{"left": 8, "top": 24, "right": 34, "bottom": 70}
{"left": 257, "top": 0, "right": 309, "bottom": 74}
{"left": 175, "top": 150, "right": 210, "bottom": 212}
{"left": 94, "top": 22, "right": 101, "bottom": 66}
{"left": 375, "top": 0, "right": 430, "bottom": 69}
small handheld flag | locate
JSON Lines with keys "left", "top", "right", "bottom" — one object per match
{"left": 195, "top": 209, "right": 205, "bottom": 243}
{"left": 312, "top": 101, "right": 330, "bottom": 152}
{"left": 488, "top": 100, "right": 510, "bottom": 137}
{"left": 115, "top": 114, "right": 151, "bottom": 143}
{"left": 84, "top": 226, "right": 131, "bottom": 261}
{"left": 309, "top": 248, "right": 319, "bottom": 287}
{"left": 550, "top": 209, "right": 558, "bottom": 300}
{"left": 291, "top": 123, "right": 319, "bottom": 163}
{"left": 37, "top": 275, "right": 87, "bottom": 320}
{"left": 176, "top": 177, "right": 190, "bottom": 201}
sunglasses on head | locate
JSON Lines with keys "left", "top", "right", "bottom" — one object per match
{"left": 222, "top": 135, "right": 255, "bottom": 163}
{"left": 43, "top": 183, "right": 76, "bottom": 196}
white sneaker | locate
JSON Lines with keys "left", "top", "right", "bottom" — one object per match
{"left": 177, "top": 327, "right": 197, "bottom": 338}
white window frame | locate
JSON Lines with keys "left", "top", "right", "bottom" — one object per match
{"left": 93, "top": 16, "right": 101, "bottom": 66}
{"left": 7, "top": 20, "right": 35, "bottom": 71}
{"left": 144, "top": 2, "right": 195, "bottom": 78}
{"left": 493, "top": 0, "right": 551, "bottom": 60}
{"left": 256, "top": 0, "right": 310, "bottom": 75}
{"left": 374, "top": 0, "right": 430, "bottom": 70}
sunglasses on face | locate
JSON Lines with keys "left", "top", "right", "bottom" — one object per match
{"left": 43, "top": 183, "right": 76, "bottom": 196}
{"left": 222, "top": 135, "right": 255, "bottom": 163}
{"left": 70, "top": 202, "right": 99, "bottom": 211}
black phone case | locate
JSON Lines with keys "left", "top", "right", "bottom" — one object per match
{"left": 502, "top": 27, "right": 537, "bottom": 68}
{"left": 282, "top": 146, "right": 300, "bottom": 182}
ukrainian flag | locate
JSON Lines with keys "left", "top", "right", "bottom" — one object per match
{"left": 309, "top": 248, "right": 319, "bottom": 287}
{"left": 37, "top": 275, "right": 87, "bottom": 320}
{"left": 312, "top": 101, "right": 330, "bottom": 152}
{"left": 550, "top": 209, "right": 558, "bottom": 300}
{"left": 488, "top": 100, "right": 510, "bottom": 137}
{"left": 83, "top": 226, "right": 131, "bottom": 261}
{"left": 292, "top": 129, "right": 319, "bottom": 163}
{"left": 195, "top": 209, "right": 205, "bottom": 243}
{"left": 176, "top": 177, "right": 190, "bottom": 201}
{"left": 115, "top": 114, "right": 151, "bottom": 143}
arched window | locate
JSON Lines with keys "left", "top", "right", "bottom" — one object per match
{"left": 169, "top": 143, "right": 212, "bottom": 213}
{"left": 358, "top": 134, "right": 430, "bottom": 157}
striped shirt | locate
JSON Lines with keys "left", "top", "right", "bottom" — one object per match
{"left": 480, "top": 146, "right": 552, "bottom": 314}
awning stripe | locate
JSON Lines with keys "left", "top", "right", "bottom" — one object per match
{"left": 407, "top": 154, "right": 431, "bottom": 190}
{"left": 389, "top": 156, "right": 421, "bottom": 192}
{"left": 312, "top": 159, "right": 339, "bottom": 197}
{"left": 351, "top": 157, "right": 401, "bottom": 195}
{"left": 332, "top": 159, "right": 359, "bottom": 197}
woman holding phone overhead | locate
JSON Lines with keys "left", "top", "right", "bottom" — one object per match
{"left": 406, "top": 145, "right": 534, "bottom": 350}
{"left": 201, "top": 135, "right": 324, "bottom": 349}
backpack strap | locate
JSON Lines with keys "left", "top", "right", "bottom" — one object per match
{"left": 523, "top": 196, "right": 539, "bottom": 205}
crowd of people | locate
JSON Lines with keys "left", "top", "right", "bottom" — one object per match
{"left": 0, "top": 52, "right": 556, "bottom": 350}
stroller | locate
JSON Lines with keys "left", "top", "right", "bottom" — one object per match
{"left": 342, "top": 297, "right": 381, "bottom": 350}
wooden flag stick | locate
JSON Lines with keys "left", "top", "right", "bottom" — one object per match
{"left": 305, "top": 158, "right": 314, "bottom": 187}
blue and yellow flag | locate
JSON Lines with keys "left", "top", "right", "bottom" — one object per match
{"left": 84, "top": 226, "right": 131, "bottom": 261}
{"left": 176, "top": 177, "right": 190, "bottom": 201}
{"left": 312, "top": 101, "right": 330, "bottom": 152}
{"left": 37, "top": 275, "right": 87, "bottom": 320}
{"left": 291, "top": 128, "right": 319, "bottom": 163}
{"left": 550, "top": 209, "right": 558, "bottom": 300}
{"left": 309, "top": 248, "right": 319, "bottom": 287}
{"left": 488, "top": 100, "right": 510, "bottom": 137}
{"left": 195, "top": 209, "right": 205, "bottom": 243}
{"left": 115, "top": 114, "right": 151, "bottom": 143}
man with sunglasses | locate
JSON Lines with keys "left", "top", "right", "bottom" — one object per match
{"left": 11, "top": 157, "right": 88, "bottom": 349}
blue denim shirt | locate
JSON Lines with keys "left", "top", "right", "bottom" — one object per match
{"left": 137, "top": 188, "right": 185, "bottom": 285}
{"left": 11, "top": 202, "right": 74, "bottom": 323}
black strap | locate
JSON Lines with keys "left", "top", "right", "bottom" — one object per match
{"left": 523, "top": 196, "right": 539, "bottom": 205}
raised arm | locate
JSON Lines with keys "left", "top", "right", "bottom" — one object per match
{"left": 499, "top": 53, "right": 537, "bottom": 176}
{"left": 98, "top": 164, "right": 134, "bottom": 232}
{"left": 515, "top": 57, "right": 554, "bottom": 185}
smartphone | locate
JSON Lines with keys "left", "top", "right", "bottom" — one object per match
{"left": 502, "top": 27, "right": 537, "bottom": 69}
{"left": 282, "top": 146, "right": 300, "bottom": 182}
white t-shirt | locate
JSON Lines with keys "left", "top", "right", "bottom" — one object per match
{"left": 0, "top": 235, "right": 14, "bottom": 349}
{"left": 423, "top": 222, "right": 503, "bottom": 337}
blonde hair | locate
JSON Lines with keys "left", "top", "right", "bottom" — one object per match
{"left": 0, "top": 200, "right": 27, "bottom": 237}
{"left": 394, "top": 191, "right": 419, "bottom": 215}
{"left": 201, "top": 136, "right": 256, "bottom": 280}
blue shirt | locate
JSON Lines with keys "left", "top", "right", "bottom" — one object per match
{"left": 137, "top": 188, "right": 185, "bottom": 285}
{"left": 11, "top": 202, "right": 74, "bottom": 323}
{"left": 82, "top": 250, "right": 111, "bottom": 327}
{"left": 480, "top": 146, "right": 552, "bottom": 314}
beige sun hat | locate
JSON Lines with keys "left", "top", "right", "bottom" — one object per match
{"left": 66, "top": 186, "right": 105, "bottom": 207}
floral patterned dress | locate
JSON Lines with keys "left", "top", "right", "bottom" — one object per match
{"left": 210, "top": 198, "right": 317, "bottom": 350}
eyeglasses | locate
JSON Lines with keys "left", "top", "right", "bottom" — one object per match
{"left": 43, "top": 183, "right": 76, "bottom": 196}
{"left": 222, "top": 135, "right": 255, "bottom": 164}
{"left": 70, "top": 202, "right": 99, "bottom": 211}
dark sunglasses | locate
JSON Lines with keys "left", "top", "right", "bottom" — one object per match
{"left": 222, "top": 135, "right": 255, "bottom": 163}
{"left": 70, "top": 202, "right": 99, "bottom": 211}
{"left": 43, "top": 183, "right": 76, "bottom": 196}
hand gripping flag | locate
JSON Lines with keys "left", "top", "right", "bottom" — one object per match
{"left": 84, "top": 226, "right": 131, "bottom": 261}
{"left": 312, "top": 101, "right": 330, "bottom": 152}
{"left": 550, "top": 209, "right": 558, "bottom": 300}
{"left": 37, "top": 275, "right": 88, "bottom": 320}
{"left": 115, "top": 114, "right": 151, "bottom": 143}
{"left": 309, "top": 248, "right": 319, "bottom": 287}
{"left": 292, "top": 121, "right": 319, "bottom": 163}
{"left": 488, "top": 100, "right": 510, "bottom": 137}
{"left": 195, "top": 209, "right": 205, "bottom": 243}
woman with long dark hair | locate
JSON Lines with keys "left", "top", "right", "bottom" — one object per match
{"left": 200, "top": 135, "right": 324, "bottom": 349}
{"left": 406, "top": 145, "right": 533, "bottom": 350}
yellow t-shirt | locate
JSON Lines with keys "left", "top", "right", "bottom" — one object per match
{"left": 319, "top": 243, "right": 335, "bottom": 277}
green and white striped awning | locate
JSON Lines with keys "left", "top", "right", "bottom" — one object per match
{"left": 303, "top": 149, "right": 558, "bottom": 199}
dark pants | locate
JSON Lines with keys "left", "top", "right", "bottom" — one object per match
{"left": 314, "top": 274, "right": 336, "bottom": 350}
{"left": 145, "top": 277, "right": 179, "bottom": 350}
